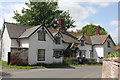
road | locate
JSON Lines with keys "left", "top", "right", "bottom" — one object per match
{"left": 7, "top": 66, "right": 102, "bottom": 78}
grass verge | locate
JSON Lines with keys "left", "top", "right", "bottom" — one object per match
{"left": 0, "top": 61, "right": 102, "bottom": 69}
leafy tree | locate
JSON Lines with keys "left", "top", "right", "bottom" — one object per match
{"left": 13, "top": 2, "right": 75, "bottom": 29}
{"left": 76, "top": 24, "right": 107, "bottom": 35}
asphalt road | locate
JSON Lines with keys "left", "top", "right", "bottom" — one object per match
{"left": 7, "top": 66, "right": 102, "bottom": 78}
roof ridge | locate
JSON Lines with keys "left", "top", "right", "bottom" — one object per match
{"left": 5, "top": 22, "right": 31, "bottom": 27}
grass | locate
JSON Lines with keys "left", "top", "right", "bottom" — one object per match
{"left": 0, "top": 61, "right": 43, "bottom": 69}
{"left": 0, "top": 60, "right": 102, "bottom": 69}
{"left": 105, "top": 51, "right": 120, "bottom": 58}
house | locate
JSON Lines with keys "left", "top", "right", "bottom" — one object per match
{"left": 1, "top": 17, "right": 116, "bottom": 65}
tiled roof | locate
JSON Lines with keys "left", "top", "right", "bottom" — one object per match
{"left": 19, "top": 25, "right": 40, "bottom": 38}
{"left": 90, "top": 35, "right": 109, "bottom": 45}
{"left": 5, "top": 22, "right": 30, "bottom": 38}
{"left": 4, "top": 22, "right": 111, "bottom": 45}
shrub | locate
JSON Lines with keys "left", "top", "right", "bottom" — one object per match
{"left": 85, "top": 58, "right": 95, "bottom": 64}
{"left": 63, "top": 57, "right": 79, "bottom": 65}
{"left": 105, "top": 51, "right": 120, "bottom": 58}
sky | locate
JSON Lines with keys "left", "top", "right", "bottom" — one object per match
{"left": 0, "top": 0, "right": 119, "bottom": 44}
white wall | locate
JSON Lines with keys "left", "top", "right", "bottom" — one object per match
{"left": 20, "top": 39, "right": 29, "bottom": 48}
{"left": 93, "top": 45, "right": 104, "bottom": 58}
{"left": 1, "top": 26, "right": 11, "bottom": 61}
{"left": 78, "top": 44, "right": 92, "bottom": 58}
{"left": 28, "top": 28, "right": 63, "bottom": 65}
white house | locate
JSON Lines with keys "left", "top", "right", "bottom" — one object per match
{"left": 1, "top": 17, "right": 115, "bottom": 65}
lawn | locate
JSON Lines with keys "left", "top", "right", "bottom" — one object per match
{"left": 0, "top": 60, "right": 102, "bottom": 69}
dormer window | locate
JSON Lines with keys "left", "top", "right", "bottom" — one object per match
{"left": 56, "top": 36, "right": 61, "bottom": 45}
{"left": 38, "top": 29, "right": 46, "bottom": 41}
{"left": 107, "top": 41, "right": 111, "bottom": 48}
{"left": 81, "top": 40, "right": 84, "bottom": 46}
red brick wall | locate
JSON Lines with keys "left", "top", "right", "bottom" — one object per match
{"left": 102, "top": 57, "right": 120, "bottom": 79}
{"left": 10, "top": 47, "right": 28, "bottom": 66}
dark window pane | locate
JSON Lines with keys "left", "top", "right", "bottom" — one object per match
{"left": 38, "top": 49, "right": 45, "bottom": 61}
{"left": 56, "top": 36, "right": 61, "bottom": 44}
{"left": 38, "top": 29, "right": 46, "bottom": 41}
{"left": 81, "top": 40, "right": 84, "bottom": 46}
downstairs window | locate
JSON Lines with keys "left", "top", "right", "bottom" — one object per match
{"left": 53, "top": 50, "right": 62, "bottom": 58}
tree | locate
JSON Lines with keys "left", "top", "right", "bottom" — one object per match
{"left": 13, "top": 2, "right": 76, "bottom": 29}
{"left": 76, "top": 24, "right": 107, "bottom": 35}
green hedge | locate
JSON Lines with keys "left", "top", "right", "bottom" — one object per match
{"left": 63, "top": 58, "right": 79, "bottom": 65}
{"left": 85, "top": 58, "right": 95, "bottom": 64}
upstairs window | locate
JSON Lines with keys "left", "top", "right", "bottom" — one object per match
{"left": 107, "top": 41, "right": 111, "bottom": 48}
{"left": 53, "top": 50, "right": 62, "bottom": 58}
{"left": 38, "top": 29, "right": 46, "bottom": 41}
{"left": 81, "top": 40, "right": 84, "bottom": 46}
{"left": 55, "top": 36, "right": 61, "bottom": 45}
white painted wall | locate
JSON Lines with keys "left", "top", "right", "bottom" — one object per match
{"left": 28, "top": 28, "right": 63, "bottom": 65}
{"left": 78, "top": 43, "right": 92, "bottom": 58}
{"left": 93, "top": 45, "right": 104, "bottom": 58}
{"left": 20, "top": 39, "right": 29, "bottom": 48}
{"left": 1, "top": 26, "right": 11, "bottom": 61}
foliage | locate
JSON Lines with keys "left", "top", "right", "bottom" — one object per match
{"left": 84, "top": 58, "right": 95, "bottom": 64}
{"left": 76, "top": 24, "right": 107, "bottom": 36}
{"left": 105, "top": 51, "right": 120, "bottom": 58}
{"left": 63, "top": 57, "right": 79, "bottom": 65}
{"left": 63, "top": 43, "right": 79, "bottom": 57}
{"left": 13, "top": 2, "right": 75, "bottom": 29}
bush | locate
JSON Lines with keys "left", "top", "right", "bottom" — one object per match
{"left": 105, "top": 51, "right": 120, "bottom": 58}
{"left": 63, "top": 57, "right": 79, "bottom": 65}
{"left": 85, "top": 58, "right": 95, "bottom": 64}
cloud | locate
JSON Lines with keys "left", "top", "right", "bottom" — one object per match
{"left": 110, "top": 20, "right": 118, "bottom": 26}
{"left": 89, "top": 2, "right": 110, "bottom": 7}
{"left": 58, "top": 0, "right": 97, "bottom": 30}
{"left": 0, "top": 0, "right": 28, "bottom": 2}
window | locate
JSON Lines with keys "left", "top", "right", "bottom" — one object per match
{"left": 90, "top": 50, "right": 93, "bottom": 58}
{"left": 81, "top": 40, "right": 84, "bottom": 46}
{"left": 108, "top": 52, "right": 110, "bottom": 55}
{"left": 38, "top": 49, "right": 45, "bottom": 61}
{"left": 38, "top": 29, "right": 46, "bottom": 41}
{"left": 53, "top": 50, "right": 62, "bottom": 58}
{"left": 55, "top": 36, "right": 61, "bottom": 44}
{"left": 107, "top": 41, "right": 110, "bottom": 48}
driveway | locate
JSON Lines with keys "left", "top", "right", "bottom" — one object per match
{"left": 5, "top": 66, "right": 102, "bottom": 78}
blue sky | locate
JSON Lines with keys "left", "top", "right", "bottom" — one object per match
{"left": 0, "top": 0, "right": 118, "bottom": 43}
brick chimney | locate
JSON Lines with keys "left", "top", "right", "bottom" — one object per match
{"left": 56, "top": 16, "right": 65, "bottom": 31}
{"left": 95, "top": 26, "right": 100, "bottom": 35}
